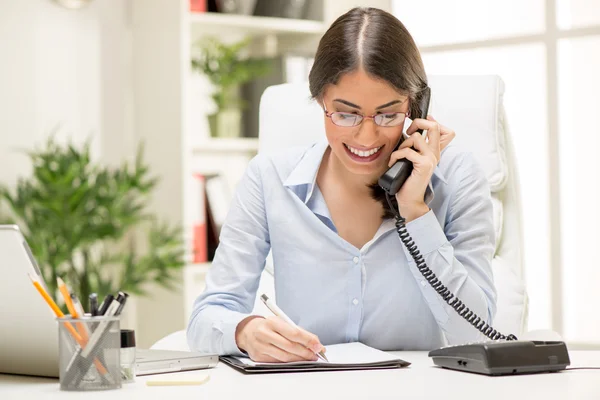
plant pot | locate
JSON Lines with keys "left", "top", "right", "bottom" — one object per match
{"left": 208, "top": 108, "right": 242, "bottom": 138}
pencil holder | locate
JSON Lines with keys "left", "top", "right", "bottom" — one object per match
{"left": 57, "top": 316, "right": 121, "bottom": 391}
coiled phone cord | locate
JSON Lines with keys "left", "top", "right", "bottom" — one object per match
{"left": 385, "top": 192, "right": 518, "bottom": 342}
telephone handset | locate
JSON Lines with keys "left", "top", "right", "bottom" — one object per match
{"left": 378, "top": 86, "right": 431, "bottom": 195}
{"left": 377, "top": 87, "right": 569, "bottom": 375}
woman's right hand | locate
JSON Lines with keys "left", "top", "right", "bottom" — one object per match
{"left": 235, "top": 316, "right": 325, "bottom": 363}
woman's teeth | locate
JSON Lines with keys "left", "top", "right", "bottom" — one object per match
{"left": 344, "top": 144, "right": 382, "bottom": 157}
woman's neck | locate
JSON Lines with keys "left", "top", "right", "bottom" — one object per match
{"left": 322, "top": 146, "right": 379, "bottom": 198}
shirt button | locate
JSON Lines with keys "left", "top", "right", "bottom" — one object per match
{"left": 353, "top": 256, "right": 359, "bottom": 264}
{"left": 420, "top": 280, "right": 427, "bottom": 287}
{"left": 352, "top": 299, "right": 359, "bottom": 305}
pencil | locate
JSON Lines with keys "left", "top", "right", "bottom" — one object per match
{"left": 57, "top": 278, "right": 77, "bottom": 315}
{"left": 28, "top": 274, "right": 108, "bottom": 376}
{"left": 57, "top": 277, "right": 88, "bottom": 340}
{"left": 29, "top": 274, "right": 64, "bottom": 317}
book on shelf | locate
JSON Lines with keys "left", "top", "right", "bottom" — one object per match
{"left": 189, "top": 0, "right": 207, "bottom": 13}
{"left": 194, "top": 173, "right": 232, "bottom": 261}
{"left": 190, "top": 173, "right": 208, "bottom": 263}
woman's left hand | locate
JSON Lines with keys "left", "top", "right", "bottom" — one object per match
{"left": 387, "top": 115, "right": 456, "bottom": 222}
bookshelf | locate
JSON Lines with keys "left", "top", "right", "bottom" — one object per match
{"left": 190, "top": 12, "right": 327, "bottom": 40}
{"left": 130, "top": 0, "right": 392, "bottom": 348}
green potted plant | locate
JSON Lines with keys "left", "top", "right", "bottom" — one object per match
{"left": 0, "top": 138, "right": 185, "bottom": 305}
{"left": 192, "top": 37, "right": 271, "bottom": 138}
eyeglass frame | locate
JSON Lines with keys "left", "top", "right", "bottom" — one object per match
{"left": 322, "top": 100, "right": 411, "bottom": 128}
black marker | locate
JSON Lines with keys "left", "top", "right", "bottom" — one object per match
{"left": 89, "top": 293, "right": 98, "bottom": 316}
{"left": 97, "top": 294, "right": 114, "bottom": 316}
{"left": 115, "top": 292, "right": 129, "bottom": 316}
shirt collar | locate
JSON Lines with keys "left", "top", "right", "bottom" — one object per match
{"left": 283, "top": 139, "right": 447, "bottom": 203}
{"left": 283, "top": 140, "right": 329, "bottom": 203}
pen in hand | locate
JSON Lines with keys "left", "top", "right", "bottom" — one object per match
{"left": 260, "top": 294, "right": 328, "bottom": 362}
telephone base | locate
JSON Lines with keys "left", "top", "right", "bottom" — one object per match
{"left": 428, "top": 340, "right": 570, "bottom": 376}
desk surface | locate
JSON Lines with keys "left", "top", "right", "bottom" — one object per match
{"left": 2, "top": 351, "right": 599, "bottom": 400}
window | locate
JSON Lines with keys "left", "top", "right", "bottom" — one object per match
{"left": 557, "top": 35, "right": 600, "bottom": 342}
{"left": 393, "top": 0, "right": 600, "bottom": 345}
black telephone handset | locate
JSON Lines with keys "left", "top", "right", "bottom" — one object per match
{"left": 377, "top": 87, "right": 570, "bottom": 375}
{"left": 378, "top": 86, "right": 431, "bottom": 195}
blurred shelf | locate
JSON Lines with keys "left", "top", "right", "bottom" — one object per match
{"left": 192, "top": 137, "right": 259, "bottom": 154}
{"left": 189, "top": 12, "right": 326, "bottom": 39}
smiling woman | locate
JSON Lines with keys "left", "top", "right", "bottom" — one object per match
{"left": 187, "top": 7, "right": 497, "bottom": 363}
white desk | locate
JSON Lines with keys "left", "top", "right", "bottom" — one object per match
{"left": 2, "top": 351, "right": 599, "bottom": 400}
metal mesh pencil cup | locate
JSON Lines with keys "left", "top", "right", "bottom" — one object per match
{"left": 57, "top": 316, "right": 121, "bottom": 391}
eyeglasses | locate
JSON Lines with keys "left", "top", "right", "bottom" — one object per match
{"left": 323, "top": 102, "right": 409, "bottom": 128}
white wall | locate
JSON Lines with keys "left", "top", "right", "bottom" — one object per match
{"left": 0, "top": 0, "right": 133, "bottom": 185}
{"left": 0, "top": 0, "right": 139, "bottom": 329}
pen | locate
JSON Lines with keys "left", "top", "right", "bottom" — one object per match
{"left": 97, "top": 294, "right": 114, "bottom": 316}
{"left": 28, "top": 274, "right": 110, "bottom": 377}
{"left": 114, "top": 292, "right": 129, "bottom": 316}
{"left": 89, "top": 293, "right": 98, "bottom": 316}
{"left": 71, "top": 293, "right": 86, "bottom": 317}
{"left": 260, "top": 294, "right": 328, "bottom": 362}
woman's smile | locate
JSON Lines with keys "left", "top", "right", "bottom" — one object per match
{"left": 343, "top": 143, "right": 385, "bottom": 163}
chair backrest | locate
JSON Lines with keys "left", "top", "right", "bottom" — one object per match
{"left": 257, "top": 76, "right": 528, "bottom": 336}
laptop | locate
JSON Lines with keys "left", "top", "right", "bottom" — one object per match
{"left": 0, "top": 225, "right": 218, "bottom": 378}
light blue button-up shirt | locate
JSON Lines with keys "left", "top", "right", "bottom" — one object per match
{"left": 187, "top": 140, "right": 497, "bottom": 355}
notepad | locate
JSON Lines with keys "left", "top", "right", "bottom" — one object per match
{"left": 220, "top": 342, "right": 410, "bottom": 373}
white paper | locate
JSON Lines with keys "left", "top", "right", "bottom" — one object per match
{"left": 235, "top": 342, "right": 400, "bottom": 366}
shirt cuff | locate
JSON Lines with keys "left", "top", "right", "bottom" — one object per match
{"left": 220, "top": 313, "right": 252, "bottom": 357}
{"left": 403, "top": 209, "right": 447, "bottom": 257}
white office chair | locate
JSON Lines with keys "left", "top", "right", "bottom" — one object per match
{"left": 153, "top": 75, "right": 528, "bottom": 351}
{"left": 255, "top": 76, "right": 528, "bottom": 337}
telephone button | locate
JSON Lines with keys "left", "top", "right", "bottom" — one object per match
{"left": 353, "top": 256, "right": 359, "bottom": 264}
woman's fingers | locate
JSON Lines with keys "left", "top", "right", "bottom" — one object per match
{"left": 268, "top": 317, "right": 324, "bottom": 354}
{"left": 405, "top": 117, "right": 440, "bottom": 155}
{"left": 426, "top": 116, "right": 456, "bottom": 152}
{"left": 405, "top": 115, "right": 441, "bottom": 146}
{"left": 240, "top": 316, "right": 325, "bottom": 363}
{"left": 252, "top": 317, "right": 321, "bottom": 362}
{"left": 403, "top": 115, "right": 455, "bottom": 159}
{"left": 439, "top": 128, "right": 456, "bottom": 152}
{"left": 258, "top": 326, "right": 318, "bottom": 361}
{"left": 388, "top": 147, "right": 422, "bottom": 167}
{"left": 399, "top": 130, "right": 438, "bottom": 162}
{"left": 259, "top": 343, "right": 308, "bottom": 363}
{"left": 389, "top": 147, "right": 437, "bottom": 173}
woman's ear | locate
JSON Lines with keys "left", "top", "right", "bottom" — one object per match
{"left": 316, "top": 97, "right": 324, "bottom": 110}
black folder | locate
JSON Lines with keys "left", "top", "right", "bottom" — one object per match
{"left": 219, "top": 343, "right": 411, "bottom": 374}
